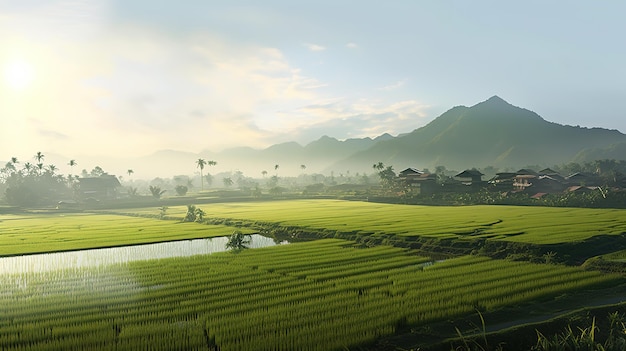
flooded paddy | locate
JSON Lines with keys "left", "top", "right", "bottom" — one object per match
{"left": 0, "top": 234, "right": 284, "bottom": 275}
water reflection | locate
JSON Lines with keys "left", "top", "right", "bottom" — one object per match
{"left": 0, "top": 235, "right": 284, "bottom": 275}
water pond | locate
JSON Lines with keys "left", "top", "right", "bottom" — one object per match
{"left": 0, "top": 234, "right": 284, "bottom": 275}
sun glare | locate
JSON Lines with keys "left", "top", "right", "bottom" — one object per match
{"left": 3, "top": 59, "right": 35, "bottom": 91}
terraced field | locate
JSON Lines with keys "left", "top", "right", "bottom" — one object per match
{"left": 0, "top": 214, "right": 251, "bottom": 256}
{"left": 1, "top": 200, "right": 625, "bottom": 349}
{"left": 119, "top": 199, "right": 626, "bottom": 244}
{"left": 0, "top": 239, "right": 620, "bottom": 351}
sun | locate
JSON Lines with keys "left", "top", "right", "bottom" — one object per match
{"left": 3, "top": 59, "right": 35, "bottom": 91}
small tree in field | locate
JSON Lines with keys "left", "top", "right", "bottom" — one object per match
{"left": 183, "top": 204, "right": 197, "bottom": 222}
{"left": 158, "top": 206, "right": 168, "bottom": 219}
{"left": 183, "top": 204, "right": 205, "bottom": 223}
{"left": 226, "top": 230, "right": 251, "bottom": 252}
{"left": 149, "top": 185, "right": 166, "bottom": 199}
{"left": 175, "top": 185, "right": 188, "bottom": 196}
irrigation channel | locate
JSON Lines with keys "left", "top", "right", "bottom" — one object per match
{"left": 0, "top": 234, "right": 286, "bottom": 275}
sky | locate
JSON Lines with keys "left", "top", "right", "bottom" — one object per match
{"left": 1, "top": 1, "right": 625, "bottom": 174}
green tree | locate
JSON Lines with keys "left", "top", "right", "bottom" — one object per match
{"left": 158, "top": 206, "right": 168, "bottom": 219}
{"left": 377, "top": 166, "right": 397, "bottom": 193}
{"left": 372, "top": 162, "right": 385, "bottom": 171}
{"left": 223, "top": 177, "right": 234, "bottom": 187}
{"left": 226, "top": 230, "right": 251, "bottom": 252}
{"left": 205, "top": 173, "right": 213, "bottom": 188}
{"left": 45, "top": 164, "right": 57, "bottom": 175}
{"left": 23, "top": 162, "right": 33, "bottom": 176}
{"left": 148, "top": 185, "right": 165, "bottom": 199}
{"left": 182, "top": 204, "right": 206, "bottom": 223}
{"left": 183, "top": 204, "right": 198, "bottom": 222}
{"left": 174, "top": 185, "right": 188, "bottom": 196}
{"left": 90, "top": 166, "right": 105, "bottom": 177}
{"left": 68, "top": 159, "right": 77, "bottom": 173}
{"left": 196, "top": 159, "right": 207, "bottom": 190}
{"left": 127, "top": 187, "right": 138, "bottom": 197}
{"left": 33, "top": 151, "right": 44, "bottom": 164}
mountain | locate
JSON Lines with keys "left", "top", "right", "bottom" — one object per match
{"left": 329, "top": 96, "right": 626, "bottom": 172}
{"left": 120, "top": 135, "right": 384, "bottom": 178}
{"left": 573, "top": 142, "right": 626, "bottom": 163}
{"left": 50, "top": 96, "right": 624, "bottom": 179}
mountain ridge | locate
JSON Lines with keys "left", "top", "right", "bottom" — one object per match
{"left": 327, "top": 96, "right": 626, "bottom": 173}
{"left": 30, "top": 96, "right": 624, "bottom": 179}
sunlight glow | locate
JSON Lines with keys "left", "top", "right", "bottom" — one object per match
{"left": 3, "top": 59, "right": 35, "bottom": 91}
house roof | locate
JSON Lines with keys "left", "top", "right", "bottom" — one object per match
{"left": 79, "top": 175, "right": 121, "bottom": 188}
{"left": 516, "top": 168, "right": 538, "bottom": 176}
{"left": 455, "top": 169, "right": 484, "bottom": 178}
{"left": 538, "top": 175, "right": 563, "bottom": 183}
{"left": 539, "top": 168, "right": 559, "bottom": 175}
{"left": 566, "top": 185, "right": 597, "bottom": 192}
{"left": 398, "top": 168, "right": 424, "bottom": 176}
{"left": 493, "top": 172, "right": 517, "bottom": 178}
{"left": 566, "top": 172, "right": 595, "bottom": 180}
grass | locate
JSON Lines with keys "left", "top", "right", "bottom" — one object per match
{"left": 0, "top": 213, "right": 252, "bottom": 256}
{"left": 113, "top": 199, "right": 626, "bottom": 244}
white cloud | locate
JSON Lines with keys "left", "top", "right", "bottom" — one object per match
{"left": 1, "top": 16, "right": 331, "bottom": 158}
{"left": 346, "top": 42, "right": 358, "bottom": 49}
{"left": 379, "top": 79, "right": 407, "bottom": 91}
{"left": 268, "top": 98, "right": 431, "bottom": 144}
{"left": 303, "top": 43, "right": 326, "bottom": 52}
{"left": 0, "top": 2, "right": 432, "bottom": 163}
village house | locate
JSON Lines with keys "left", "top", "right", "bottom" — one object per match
{"left": 78, "top": 175, "right": 121, "bottom": 200}
{"left": 454, "top": 169, "right": 484, "bottom": 185}
{"left": 397, "top": 168, "right": 438, "bottom": 195}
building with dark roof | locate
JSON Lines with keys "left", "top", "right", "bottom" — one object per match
{"left": 78, "top": 175, "right": 121, "bottom": 200}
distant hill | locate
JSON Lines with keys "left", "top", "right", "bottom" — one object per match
{"left": 126, "top": 135, "right": 383, "bottom": 178}
{"left": 328, "top": 96, "right": 626, "bottom": 173}
{"left": 78, "top": 96, "right": 626, "bottom": 179}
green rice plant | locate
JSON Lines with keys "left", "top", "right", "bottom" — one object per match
{"left": 0, "top": 213, "right": 253, "bottom": 256}
{"left": 0, "top": 240, "right": 622, "bottom": 350}
{"left": 118, "top": 200, "right": 626, "bottom": 245}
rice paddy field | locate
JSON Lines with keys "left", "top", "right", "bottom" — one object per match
{"left": 1, "top": 199, "right": 625, "bottom": 350}
{"left": 0, "top": 214, "right": 252, "bottom": 256}
{"left": 118, "top": 199, "right": 626, "bottom": 244}
{"left": 0, "top": 239, "right": 621, "bottom": 351}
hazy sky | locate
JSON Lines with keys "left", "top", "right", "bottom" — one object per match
{"left": 2, "top": 1, "right": 625, "bottom": 165}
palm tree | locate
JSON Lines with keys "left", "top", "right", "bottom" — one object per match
{"left": 261, "top": 170, "right": 268, "bottom": 178}
{"left": 196, "top": 159, "right": 207, "bottom": 190}
{"left": 274, "top": 164, "right": 279, "bottom": 176}
{"left": 46, "top": 164, "right": 57, "bottom": 175}
{"left": 373, "top": 162, "right": 385, "bottom": 171}
{"left": 34, "top": 152, "right": 44, "bottom": 174}
{"left": 10, "top": 157, "right": 18, "bottom": 165}
{"left": 34, "top": 152, "right": 44, "bottom": 163}
{"left": 127, "top": 169, "right": 134, "bottom": 178}
{"left": 300, "top": 164, "right": 306, "bottom": 172}
{"left": 68, "top": 159, "right": 77, "bottom": 172}
{"left": 23, "top": 162, "right": 33, "bottom": 175}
